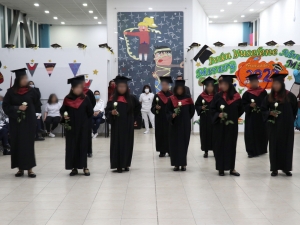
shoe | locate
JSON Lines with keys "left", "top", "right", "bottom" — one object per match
{"left": 35, "top": 137, "right": 45, "bottom": 141}
{"left": 3, "top": 144, "right": 11, "bottom": 149}
{"left": 271, "top": 171, "right": 278, "bottom": 176}
{"left": 181, "top": 166, "right": 186, "bottom": 171}
{"left": 28, "top": 171, "right": 36, "bottom": 178}
{"left": 3, "top": 149, "right": 11, "bottom": 155}
{"left": 219, "top": 171, "right": 225, "bottom": 176}
{"left": 39, "top": 129, "right": 47, "bottom": 134}
{"left": 92, "top": 133, "right": 98, "bottom": 139}
{"left": 15, "top": 170, "right": 24, "bottom": 177}
{"left": 173, "top": 167, "right": 179, "bottom": 171}
{"left": 124, "top": 168, "right": 130, "bottom": 172}
{"left": 230, "top": 170, "right": 240, "bottom": 176}
{"left": 203, "top": 152, "right": 208, "bottom": 158}
{"left": 159, "top": 153, "right": 166, "bottom": 157}
{"left": 117, "top": 168, "right": 122, "bottom": 173}
{"left": 83, "top": 168, "right": 90, "bottom": 176}
{"left": 48, "top": 132, "right": 55, "bottom": 138}
{"left": 70, "top": 169, "right": 78, "bottom": 176}
{"left": 144, "top": 130, "right": 149, "bottom": 134}
{"left": 87, "top": 153, "right": 93, "bottom": 158}
{"left": 284, "top": 171, "right": 292, "bottom": 176}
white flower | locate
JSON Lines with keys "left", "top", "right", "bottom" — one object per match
{"left": 220, "top": 105, "right": 225, "bottom": 109}
{"left": 251, "top": 99, "right": 255, "bottom": 103}
{"left": 156, "top": 97, "right": 159, "bottom": 102}
{"left": 274, "top": 102, "right": 278, "bottom": 107}
{"left": 64, "top": 111, "right": 68, "bottom": 116}
{"left": 114, "top": 102, "right": 118, "bottom": 107}
{"left": 202, "top": 100, "right": 205, "bottom": 104}
{"left": 178, "top": 102, "right": 182, "bottom": 107}
{"left": 22, "top": 102, "right": 27, "bottom": 106}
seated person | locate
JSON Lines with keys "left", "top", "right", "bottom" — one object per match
{"left": 0, "top": 95, "right": 10, "bottom": 155}
{"left": 44, "top": 94, "right": 61, "bottom": 138}
{"left": 92, "top": 90, "right": 105, "bottom": 138}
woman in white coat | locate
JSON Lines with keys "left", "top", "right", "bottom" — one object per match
{"left": 139, "top": 85, "right": 155, "bottom": 134}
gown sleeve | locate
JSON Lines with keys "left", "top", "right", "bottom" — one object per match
{"left": 105, "top": 101, "right": 113, "bottom": 124}
{"left": 85, "top": 97, "right": 94, "bottom": 118}
{"left": 166, "top": 98, "right": 175, "bottom": 125}
{"left": 33, "top": 89, "right": 41, "bottom": 114}
{"left": 210, "top": 95, "right": 221, "bottom": 124}
{"left": 288, "top": 92, "right": 298, "bottom": 119}
{"left": 59, "top": 100, "right": 67, "bottom": 123}
{"left": 189, "top": 102, "right": 195, "bottom": 119}
{"left": 87, "top": 90, "right": 96, "bottom": 108}
{"left": 2, "top": 90, "right": 19, "bottom": 120}
{"left": 261, "top": 95, "right": 271, "bottom": 122}
{"left": 132, "top": 95, "right": 142, "bottom": 120}
{"left": 242, "top": 92, "right": 251, "bottom": 114}
{"left": 151, "top": 94, "right": 157, "bottom": 115}
{"left": 237, "top": 99, "right": 245, "bottom": 117}
{"left": 195, "top": 96, "right": 203, "bottom": 116}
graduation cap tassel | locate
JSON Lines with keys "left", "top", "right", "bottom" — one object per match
{"left": 209, "top": 47, "right": 216, "bottom": 54}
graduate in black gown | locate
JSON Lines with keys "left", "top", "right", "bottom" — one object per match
{"left": 3, "top": 68, "right": 40, "bottom": 178}
{"left": 166, "top": 80, "right": 195, "bottom": 171}
{"left": 210, "top": 75, "right": 244, "bottom": 176}
{"left": 242, "top": 74, "right": 268, "bottom": 158}
{"left": 151, "top": 76, "right": 173, "bottom": 157}
{"left": 261, "top": 73, "right": 298, "bottom": 176}
{"left": 105, "top": 76, "right": 141, "bottom": 173}
{"left": 80, "top": 75, "right": 96, "bottom": 158}
{"left": 60, "top": 75, "right": 94, "bottom": 176}
{"left": 195, "top": 77, "right": 216, "bottom": 158}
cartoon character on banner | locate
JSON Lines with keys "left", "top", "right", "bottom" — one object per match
{"left": 123, "top": 17, "right": 161, "bottom": 61}
{"left": 291, "top": 69, "right": 300, "bottom": 130}
{"left": 152, "top": 46, "right": 184, "bottom": 92}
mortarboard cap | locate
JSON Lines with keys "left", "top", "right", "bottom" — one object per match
{"left": 4, "top": 44, "right": 15, "bottom": 48}
{"left": 175, "top": 79, "right": 186, "bottom": 87}
{"left": 213, "top": 41, "right": 224, "bottom": 47}
{"left": 238, "top": 42, "right": 247, "bottom": 47}
{"left": 27, "top": 44, "right": 38, "bottom": 48}
{"left": 246, "top": 74, "right": 259, "bottom": 81}
{"left": 266, "top": 40, "right": 277, "bottom": 46}
{"left": 193, "top": 45, "right": 214, "bottom": 63}
{"left": 201, "top": 76, "right": 217, "bottom": 86}
{"left": 270, "top": 73, "right": 288, "bottom": 82}
{"left": 99, "top": 43, "right": 109, "bottom": 48}
{"left": 67, "top": 75, "right": 85, "bottom": 87}
{"left": 113, "top": 75, "right": 131, "bottom": 84}
{"left": 160, "top": 76, "right": 173, "bottom": 84}
{"left": 51, "top": 43, "right": 61, "bottom": 48}
{"left": 284, "top": 40, "right": 295, "bottom": 46}
{"left": 11, "top": 68, "right": 27, "bottom": 77}
{"left": 77, "top": 43, "right": 87, "bottom": 49}
{"left": 219, "top": 74, "right": 236, "bottom": 84}
{"left": 187, "top": 42, "right": 201, "bottom": 52}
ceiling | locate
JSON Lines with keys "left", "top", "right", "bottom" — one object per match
{"left": 0, "top": 0, "right": 279, "bottom": 25}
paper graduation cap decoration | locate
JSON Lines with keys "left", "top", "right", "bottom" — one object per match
{"left": 187, "top": 42, "right": 201, "bottom": 52}
{"left": 270, "top": 73, "right": 288, "bottom": 82}
{"left": 213, "top": 41, "right": 224, "bottom": 47}
{"left": 160, "top": 76, "right": 173, "bottom": 83}
{"left": 77, "top": 43, "right": 87, "bottom": 49}
{"left": 266, "top": 40, "right": 277, "bottom": 46}
{"left": 193, "top": 45, "right": 215, "bottom": 63}
{"left": 113, "top": 75, "right": 131, "bottom": 84}
{"left": 27, "top": 44, "right": 38, "bottom": 49}
{"left": 246, "top": 74, "right": 260, "bottom": 81}
{"left": 67, "top": 75, "right": 85, "bottom": 87}
{"left": 51, "top": 43, "right": 62, "bottom": 48}
{"left": 11, "top": 68, "right": 27, "bottom": 77}
{"left": 99, "top": 43, "right": 114, "bottom": 54}
{"left": 4, "top": 44, "right": 15, "bottom": 49}
{"left": 272, "top": 63, "right": 283, "bottom": 72}
{"left": 219, "top": 74, "right": 236, "bottom": 84}
{"left": 238, "top": 42, "right": 248, "bottom": 47}
{"left": 284, "top": 40, "right": 295, "bottom": 46}
{"left": 201, "top": 76, "right": 217, "bottom": 86}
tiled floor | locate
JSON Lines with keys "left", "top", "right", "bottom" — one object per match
{"left": 0, "top": 131, "right": 300, "bottom": 225}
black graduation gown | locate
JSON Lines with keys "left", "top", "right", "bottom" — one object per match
{"left": 3, "top": 88, "right": 40, "bottom": 170}
{"left": 60, "top": 95, "right": 94, "bottom": 170}
{"left": 84, "top": 89, "right": 96, "bottom": 154}
{"left": 105, "top": 95, "right": 141, "bottom": 169}
{"left": 195, "top": 93, "right": 214, "bottom": 152}
{"left": 261, "top": 92, "right": 298, "bottom": 171}
{"left": 210, "top": 93, "right": 244, "bottom": 171}
{"left": 242, "top": 89, "right": 268, "bottom": 156}
{"left": 151, "top": 91, "right": 172, "bottom": 154}
{"left": 166, "top": 95, "right": 195, "bottom": 167}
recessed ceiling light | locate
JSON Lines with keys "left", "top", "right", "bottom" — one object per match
{"left": 89, "top": 10, "right": 93, "bottom": 13}
{"left": 82, "top": 3, "right": 87, "bottom": 6}
{"left": 34, "top": 3, "right": 39, "bottom": 7}
{"left": 209, "top": 20, "right": 213, "bottom": 23}
{"left": 241, "top": 15, "right": 245, "bottom": 17}
{"left": 227, "top": 2, "right": 232, "bottom": 5}
{"left": 220, "top": 9, "right": 224, "bottom": 12}
{"left": 53, "top": 17, "right": 58, "bottom": 19}
{"left": 260, "top": 1, "right": 265, "bottom": 4}
{"left": 114, "top": 32, "right": 118, "bottom": 34}
{"left": 249, "top": 9, "right": 254, "bottom": 11}
{"left": 214, "top": 16, "right": 218, "bottom": 18}
{"left": 234, "top": 20, "right": 238, "bottom": 22}
{"left": 94, "top": 16, "right": 98, "bottom": 19}
{"left": 149, "top": 7, "right": 153, "bottom": 10}
{"left": 45, "top": 10, "right": 49, "bottom": 14}
{"left": 61, "top": 22, "right": 65, "bottom": 24}
{"left": 98, "top": 22, "right": 102, "bottom": 24}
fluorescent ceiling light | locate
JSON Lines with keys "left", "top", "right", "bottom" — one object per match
{"left": 234, "top": 20, "right": 237, "bottom": 22}
{"left": 61, "top": 22, "right": 65, "bottom": 24}
{"left": 249, "top": 9, "right": 254, "bottom": 11}
{"left": 241, "top": 15, "right": 245, "bottom": 17}
{"left": 214, "top": 16, "right": 218, "bottom": 18}
{"left": 209, "top": 21, "right": 213, "bottom": 23}
{"left": 89, "top": 11, "right": 93, "bottom": 13}
{"left": 94, "top": 17, "right": 98, "bottom": 19}
{"left": 83, "top": 3, "right": 87, "bottom": 6}
{"left": 149, "top": 7, "right": 153, "bottom": 10}
{"left": 260, "top": 1, "right": 265, "bottom": 4}
{"left": 220, "top": 9, "right": 224, "bottom": 12}
{"left": 227, "top": 2, "right": 232, "bottom": 5}
{"left": 34, "top": 3, "right": 39, "bottom": 7}
{"left": 53, "top": 17, "right": 58, "bottom": 19}
{"left": 45, "top": 10, "right": 49, "bottom": 14}
{"left": 98, "top": 22, "right": 102, "bottom": 24}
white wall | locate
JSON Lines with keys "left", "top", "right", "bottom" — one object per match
{"left": 260, "top": 0, "right": 300, "bottom": 45}
{"left": 50, "top": 25, "right": 107, "bottom": 48}
{"left": 207, "top": 23, "right": 244, "bottom": 46}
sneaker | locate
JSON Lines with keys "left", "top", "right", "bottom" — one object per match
{"left": 144, "top": 130, "right": 149, "bottom": 134}
{"left": 93, "top": 133, "right": 98, "bottom": 139}
{"left": 49, "top": 133, "right": 55, "bottom": 138}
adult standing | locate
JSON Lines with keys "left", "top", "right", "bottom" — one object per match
{"left": 3, "top": 68, "right": 40, "bottom": 177}
{"left": 261, "top": 73, "right": 298, "bottom": 176}
{"left": 151, "top": 76, "right": 173, "bottom": 157}
{"left": 242, "top": 74, "right": 268, "bottom": 158}
{"left": 139, "top": 85, "right": 155, "bottom": 134}
{"left": 108, "top": 80, "right": 116, "bottom": 100}
{"left": 92, "top": 90, "right": 105, "bottom": 138}
{"left": 210, "top": 75, "right": 244, "bottom": 176}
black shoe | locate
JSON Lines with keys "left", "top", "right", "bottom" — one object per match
{"left": 3, "top": 144, "right": 10, "bottom": 150}
{"left": 284, "top": 171, "right": 292, "bottom": 176}
{"left": 3, "top": 149, "right": 11, "bottom": 155}
{"left": 203, "top": 152, "right": 208, "bottom": 158}
{"left": 159, "top": 153, "right": 166, "bottom": 157}
{"left": 181, "top": 166, "right": 186, "bottom": 171}
{"left": 248, "top": 155, "right": 253, "bottom": 158}
{"left": 83, "top": 168, "right": 90, "bottom": 176}
{"left": 35, "top": 137, "right": 45, "bottom": 141}
{"left": 173, "top": 167, "right": 179, "bottom": 171}
{"left": 15, "top": 170, "right": 24, "bottom": 177}
{"left": 219, "top": 171, "right": 225, "bottom": 176}
{"left": 87, "top": 153, "right": 93, "bottom": 158}
{"left": 271, "top": 171, "right": 278, "bottom": 176}
{"left": 124, "top": 168, "right": 130, "bottom": 172}
{"left": 230, "top": 170, "right": 240, "bottom": 176}
{"left": 70, "top": 169, "right": 78, "bottom": 176}
{"left": 28, "top": 171, "right": 36, "bottom": 178}
{"left": 117, "top": 168, "right": 122, "bottom": 173}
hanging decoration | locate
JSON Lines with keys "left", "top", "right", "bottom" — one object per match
{"left": 69, "top": 63, "right": 81, "bottom": 76}
{"left": 26, "top": 63, "right": 39, "bottom": 76}
{"left": 44, "top": 63, "right": 56, "bottom": 77}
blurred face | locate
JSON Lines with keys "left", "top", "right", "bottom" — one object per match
{"left": 72, "top": 85, "right": 83, "bottom": 96}
{"left": 117, "top": 83, "right": 127, "bottom": 95}
{"left": 272, "top": 80, "right": 282, "bottom": 92}
{"left": 250, "top": 80, "right": 259, "bottom": 89}
{"left": 161, "top": 81, "right": 169, "bottom": 92}
{"left": 51, "top": 95, "right": 57, "bottom": 103}
{"left": 218, "top": 77, "right": 223, "bottom": 90}
{"left": 220, "top": 82, "right": 230, "bottom": 92}
{"left": 94, "top": 91, "right": 100, "bottom": 100}
{"left": 0, "top": 96, "right": 3, "bottom": 101}
{"left": 20, "top": 76, "right": 29, "bottom": 87}
{"left": 176, "top": 86, "right": 184, "bottom": 95}
{"left": 206, "top": 83, "right": 214, "bottom": 94}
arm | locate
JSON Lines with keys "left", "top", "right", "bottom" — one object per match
{"left": 151, "top": 94, "right": 157, "bottom": 115}
{"left": 242, "top": 92, "right": 252, "bottom": 114}
{"left": 125, "top": 31, "right": 141, "bottom": 37}
{"left": 210, "top": 95, "right": 221, "bottom": 124}
{"left": 99, "top": 100, "right": 105, "bottom": 113}
{"left": 105, "top": 101, "right": 113, "bottom": 123}
{"left": 189, "top": 103, "right": 195, "bottom": 119}
{"left": 85, "top": 97, "right": 94, "bottom": 118}
{"left": 237, "top": 99, "right": 245, "bottom": 117}
{"left": 2, "top": 90, "right": 19, "bottom": 120}
{"left": 195, "top": 96, "right": 203, "bottom": 116}
{"left": 132, "top": 95, "right": 142, "bottom": 120}
{"left": 289, "top": 92, "right": 298, "bottom": 119}
{"left": 260, "top": 95, "right": 271, "bottom": 122}
{"left": 44, "top": 104, "right": 49, "bottom": 119}
{"left": 59, "top": 102, "right": 68, "bottom": 123}
{"left": 185, "top": 87, "right": 191, "bottom": 96}
{"left": 166, "top": 98, "right": 175, "bottom": 125}
{"left": 88, "top": 90, "right": 96, "bottom": 107}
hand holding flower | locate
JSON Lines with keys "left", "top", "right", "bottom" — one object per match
{"left": 156, "top": 97, "right": 160, "bottom": 114}
{"left": 268, "top": 102, "right": 281, "bottom": 124}
{"left": 17, "top": 102, "right": 28, "bottom": 123}
{"left": 113, "top": 102, "right": 119, "bottom": 117}
{"left": 63, "top": 111, "right": 71, "bottom": 130}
